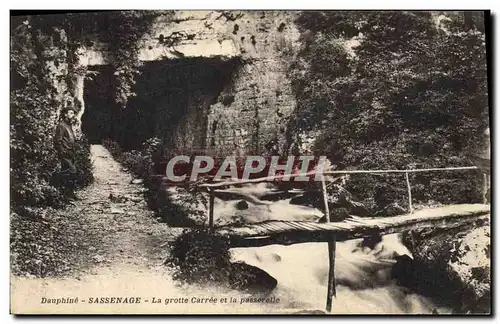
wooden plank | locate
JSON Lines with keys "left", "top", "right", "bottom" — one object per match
{"left": 342, "top": 218, "right": 369, "bottom": 226}
{"left": 325, "top": 222, "right": 357, "bottom": 231}
{"left": 323, "top": 166, "right": 478, "bottom": 175}
{"left": 306, "top": 222, "right": 338, "bottom": 231}
{"left": 317, "top": 223, "right": 352, "bottom": 232}
{"left": 321, "top": 173, "right": 336, "bottom": 314}
{"left": 293, "top": 222, "right": 324, "bottom": 232}
{"left": 248, "top": 223, "right": 275, "bottom": 235}
{"left": 227, "top": 216, "right": 488, "bottom": 247}
{"left": 379, "top": 213, "right": 489, "bottom": 238}
{"left": 262, "top": 222, "right": 291, "bottom": 233}
{"left": 227, "top": 226, "right": 260, "bottom": 236}
{"left": 221, "top": 205, "right": 490, "bottom": 247}
{"left": 342, "top": 220, "right": 371, "bottom": 231}
{"left": 281, "top": 221, "right": 311, "bottom": 231}
{"left": 483, "top": 173, "right": 489, "bottom": 204}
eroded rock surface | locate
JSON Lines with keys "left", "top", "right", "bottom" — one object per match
{"left": 400, "top": 221, "right": 490, "bottom": 314}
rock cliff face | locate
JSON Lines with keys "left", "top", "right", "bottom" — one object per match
{"left": 77, "top": 10, "right": 301, "bottom": 155}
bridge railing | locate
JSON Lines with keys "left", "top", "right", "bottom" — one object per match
{"left": 198, "top": 165, "right": 482, "bottom": 227}
{"left": 198, "top": 165, "right": 484, "bottom": 313}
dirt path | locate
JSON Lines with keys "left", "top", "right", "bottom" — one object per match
{"left": 10, "top": 146, "right": 274, "bottom": 314}
{"left": 69, "top": 144, "right": 178, "bottom": 273}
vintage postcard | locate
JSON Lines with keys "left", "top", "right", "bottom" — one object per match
{"left": 10, "top": 10, "right": 491, "bottom": 315}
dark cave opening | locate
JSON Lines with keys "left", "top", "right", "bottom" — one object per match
{"left": 82, "top": 57, "right": 240, "bottom": 151}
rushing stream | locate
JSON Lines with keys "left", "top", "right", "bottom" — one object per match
{"left": 230, "top": 235, "right": 452, "bottom": 314}
{"left": 211, "top": 183, "right": 454, "bottom": 314}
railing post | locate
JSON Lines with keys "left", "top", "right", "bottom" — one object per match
{"left": 405, "top": 172, "right": 413, "bottom": 214}
{"left": 321, "top": 175, "right": 336, "bottom": 312}
{"left": 326, "top": 238, "right": 336, "bottom": 313}
{"left": 208, "top": 188, "right": 215, "bottom": 228}
{"left": 321, "top": 175, "right": 331, "bottom": 222}
{"left": 483, "top": 173, "right": 489, "bottom": 204}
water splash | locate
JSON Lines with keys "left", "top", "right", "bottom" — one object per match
{"left": 231, "top": 234, "right": 451, "bottom": 314}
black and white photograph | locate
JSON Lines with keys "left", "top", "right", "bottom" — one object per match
{"left": 9, "top": 10, "right": 491, "bottom": 315}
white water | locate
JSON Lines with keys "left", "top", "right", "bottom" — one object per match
{"left": 11, "top": 183, "right": 453, "bottom": 315}
{"left": 231, "top": 235, "right": 451, "bottom": 314}
{"left": 216, "top": 183, "right": 453, "bottom": 314}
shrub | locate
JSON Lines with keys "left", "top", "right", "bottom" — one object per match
{"left": 286, "top": 12, "right": 488, "bottom": 212}
{"left": 103, "top": 137, "right": 162, "bottom": 179}
{"left": 158, "top": 183, "right": 209, "bottom": 226}
{"left": 165, "top": 228, "right": 278, "bottom": 293}
{"left": 121, "top": 150, "right": 151, "bottom": 179}
{"left": 165, "top": 228, "right": 232, "bottom": 285}
{"left": 102, "top": 138, "right": 122, "bottom": 159}
{"left": 73, "top": 136, "right": 94, "bottom": 189}
{"left": 10, "top": 18, "right": 94, "bottom": 215}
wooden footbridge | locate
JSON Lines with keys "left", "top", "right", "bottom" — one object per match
{"left": 218, "top": 204, "right": 490, "bottom": 248}
{"left": 190, "top": 165, "right": 490, "bottom": 312}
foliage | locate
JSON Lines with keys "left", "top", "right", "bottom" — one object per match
{"left": 165, "top": 228, "right": 233, "bottom": 285}
{"left": 103, "top": 137, "right": 161, "bottom": 179}
{"left": 145, "top": 177, "right": 209, "bottom": 227}
{"left": 10, "top": 18, "right": 94, "bottom": 214}
{"left": 101, "top": 11, "right": 166, "bottom": 108}
{"left": 289, "top": 11, "right": 488, "bottom": 209}
{"left": 10, "top": 209, "right": 99, "bottom": 277}
{"left": 166, "top": 228, "right": 277, "bottom": 291}
{"left": 28, "top": 11, "right": 169, "bottom": 108}
{"left": 102, "top": 138, "right": 123, "bottom": 159}
{"left": 73, "top": 137, "right": 94, "bottom": 189}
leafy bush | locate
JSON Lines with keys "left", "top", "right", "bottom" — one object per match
{"left": 121, "top": 150, "right": 152, "bottom": 179}
{"left": 102, "top": 138, "right": 122, "bottom": 159}
{"left": 10, "top": 18, "right": 94, "bottom": 214}
{"left": 73, "top": 136, "right": 94, "bottom": 189}
{"left": 156, "top": 183, "right": 209, "bottom": 226}
{"left": 165, "top": 228, "right": 278, "bottom": 292}
{"left": 288, "top": 11, "right": 489, "bottom": 211}
{"left": 165, "top": 228, "right": 232, "bottom": 285}
{"left": 103, "top": 137, "right": 163, "bottom": 179}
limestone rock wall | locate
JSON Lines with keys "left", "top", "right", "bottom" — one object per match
{"left": 78, "top": 10, "right": 301, "bottom": 155}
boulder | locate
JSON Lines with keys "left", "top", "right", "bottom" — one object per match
{"left": 235, "top": 200, "right": 249, "bottom": 210}
{"left": 374, "top": 202, "right": 407, "bottom": 217}
{"left": 289, "top": 190, "right": 321, "bottom": 207}
{"left": 228, "top": 261, "right": 277, "bottom": 294}
{"left": 399, "top": 222, "right": 490, "bottom": 314}
{"left": 318, "top": 207, "right": 350, "bottom": 223}
{"left": 290, "top": 189, "right": 372, "bottom": 217}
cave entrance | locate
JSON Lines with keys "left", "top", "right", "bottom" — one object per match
{"left": 82, "top": 57, "right": 240, "bottom": 152}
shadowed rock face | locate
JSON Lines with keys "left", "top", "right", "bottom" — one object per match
{"left": 400, "top": 223, "right": 491, "bottom": 314}
{"left": 229, "top": 261, "right": 278, "bottom": 293}
{"left": 78, "top": 11, "right": 301, "bottom": 156}
{"left": 290, "top": 189, "right": 372, "bottom": 218}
